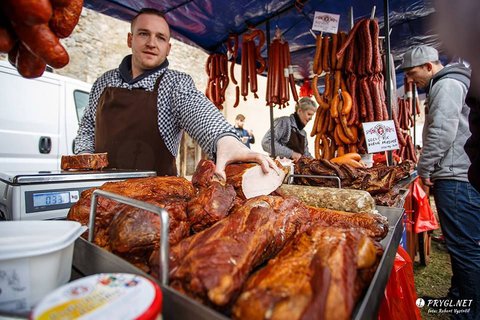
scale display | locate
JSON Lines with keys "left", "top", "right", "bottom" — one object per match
{"left": 33, "top": 191, "right": 71, "bottom": 207}
{"left": 25, "top": 189, "right": 82, "bottom": 214}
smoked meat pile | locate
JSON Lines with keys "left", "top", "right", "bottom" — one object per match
{"left": 294, "top": 157, "right": 414, "bottom": 206}
{"left": 68, "top": 159, "right": 389, "bottom": 319}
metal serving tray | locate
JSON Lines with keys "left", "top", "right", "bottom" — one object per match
{"left": 72, "top": 205, "right": 403, "bottom": 320}
{"left": 352, "top": 205, "right": 404, "bottom": 319}
{"left": 73, "top": 237, "right": 227, "bottom": 320}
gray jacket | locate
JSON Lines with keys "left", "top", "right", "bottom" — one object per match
{"left": 261, "top": 114, "right": 312, "bottom": 158}
{"left": 418, "top": 64, "right": 471, "bottom": 182}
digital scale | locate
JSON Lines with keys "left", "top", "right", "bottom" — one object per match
{"left": 0, "top": 170, "right": 156, "bottom": 221}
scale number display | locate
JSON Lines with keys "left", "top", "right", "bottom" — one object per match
{"left": 33, "top": 191, "right": 71, "bottom": 207}
{"left": 25, "top": 189, "right": 81, "bottom": 213}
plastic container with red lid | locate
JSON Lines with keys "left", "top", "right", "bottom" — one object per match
{"left": 31, "top": 273, "right": 162, "bottom": 320}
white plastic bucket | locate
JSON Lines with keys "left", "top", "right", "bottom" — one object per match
{"left": 0, "top": 221, "right": 86, "bottom": 313}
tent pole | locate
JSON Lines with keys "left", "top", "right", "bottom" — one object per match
{"left": 412, "top": 83, "right": 417, "bottom": 149}
{"left": 383, "top": 0, "right": 393, "bottom": 165}
{"left": 266, "top": 20, "right": 276, "bottom": 157}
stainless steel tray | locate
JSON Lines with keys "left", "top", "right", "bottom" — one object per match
{"left": 73, "top": 237, "right": 227, "bottom": 320}
{"left": 353, "top": 205, "right": 404, "bottom": 319}
{"left": 72, "top": 205, "right": 403, "bottom": 320}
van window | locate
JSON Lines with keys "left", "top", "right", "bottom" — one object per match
{"left": 74, "top": 90, "right": 89, "bottom": 122}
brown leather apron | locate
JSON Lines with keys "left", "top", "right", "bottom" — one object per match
{"left": 286, "top": 127, "right": 306, "bottom": 155}
{"left": 95, "top": 74, "right": 177, "bottom": 176}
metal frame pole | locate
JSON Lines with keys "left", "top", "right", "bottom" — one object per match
{"left": 383, "top": 0, "right": 393, "bottom": 165}
{"left": 266, "top": 20, "right": 276, "bottom": 157}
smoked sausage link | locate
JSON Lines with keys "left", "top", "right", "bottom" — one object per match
{"left": 3, "top": 0, "right": 52, "bottom": 26}
{"left": 49, "top": 0, "right": 84, "bottom": 38}
{"left": 50, "top": 0, "right": 72, "bottom": 8}
{"left": 0, "top": 26, "right": 15, "bottom": 53}
{"left": 16, "top": 43, "right": 46, "bottom": 78}
{"left": 14, "top": 23, "right": 69, "bottom": 68}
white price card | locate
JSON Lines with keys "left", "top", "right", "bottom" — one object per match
{"left": 312, "top": 11, "right": 340, "bottom": 34}
{"left": 362, "top": 120, "right": 400, "bottom": 153}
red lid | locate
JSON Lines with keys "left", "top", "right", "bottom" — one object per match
{"left": 137, "top": 279, "right": 162, "bottom": 320}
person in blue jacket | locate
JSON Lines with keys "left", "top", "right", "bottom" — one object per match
{"left": 234, "top": 114, "right": 255, "bottom": 149}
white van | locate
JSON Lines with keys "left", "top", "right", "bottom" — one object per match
{"left": 0, "top": 60, "right": 91, "bottom": 171}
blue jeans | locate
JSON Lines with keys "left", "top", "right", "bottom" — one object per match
{"left": 433, "top": 179, "right": 480, "bottom": 320}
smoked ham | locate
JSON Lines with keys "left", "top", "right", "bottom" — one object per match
{"left": 232, "top": 225, "right": 382, "bottom": 320}
{"left": 191, "top": 159, "right": 216, "bottom": 189}
{"left": 308, "top": 206, "right": 388, "bottom": 240}
{"left": 225, "top": 162, "right": 286, "bottom": 199}
{"left": 187, "top": 181, "right": 236, "bottom": 233}
{"left": 61, "top": 153, "right": 109, "bottom": 170}
{"left": 165, "top": 195, "right": 310, "bottom": 309}
{"left": 67, "top": 176, "right": 195, "bottom": 256}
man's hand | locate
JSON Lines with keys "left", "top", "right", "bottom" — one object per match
{"left": 248, "top": 129, "right": 253, "bottom": 137}
{"left": 421, "top": 177, "right": 434, "bottom": 187}
{"left": 291, "top": 151, "right": 302, "bottom": 162}
{"left": 420, "top": 177, "right": 433, "bottom": 194}
{"left": 215, "top": 136, "right": 280, "bottom": 180}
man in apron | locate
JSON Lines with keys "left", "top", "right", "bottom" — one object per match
{"left": 74, "top": 8, "right": 278, "bottom": 179}
{"left": 261, "top": 97, "right": 317, "bottom": 161}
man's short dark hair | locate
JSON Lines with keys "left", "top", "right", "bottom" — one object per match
{"left": 131, "top": 8, "right": 168, "bottom": 32}
{"left": 235, "top": 114, "right": 245, "bottom": 121}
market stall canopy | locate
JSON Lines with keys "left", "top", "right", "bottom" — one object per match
{"left": 84, "top": 0, "right": 436, "bottom": 84}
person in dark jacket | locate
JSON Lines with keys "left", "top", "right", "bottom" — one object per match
{"left": 234, "top": 114, "right": 255, "bottom": 149}
{"left": 261, "top": 97, "right": 317, "bottom": 161}
{"left": 402, "top": 45, "right": 480, "bottom": 319}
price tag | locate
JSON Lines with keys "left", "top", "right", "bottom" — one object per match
{"left": 312, "top": 11, "right": 340, "bottom": 34}
{"left": 362, "top": 120, "right": 400, "bottom": 153}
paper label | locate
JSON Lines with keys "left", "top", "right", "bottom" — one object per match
{"left": 362, "top": 120, "right": 400, "bottom": 153}
{"left": 312, "top": 11, "right": 340, "bottom": 34}
{"left": 33, "top": 273, "right": 157, "bottom": 320}
{"left": 0, "top": 258, "right": 31, "bottom": 313}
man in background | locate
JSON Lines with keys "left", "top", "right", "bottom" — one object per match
{"left": 234, "top": 114, "right": 255, "bottom": 149}
{"left": 401, "top": 45, "right": 480, "bottom": 319}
